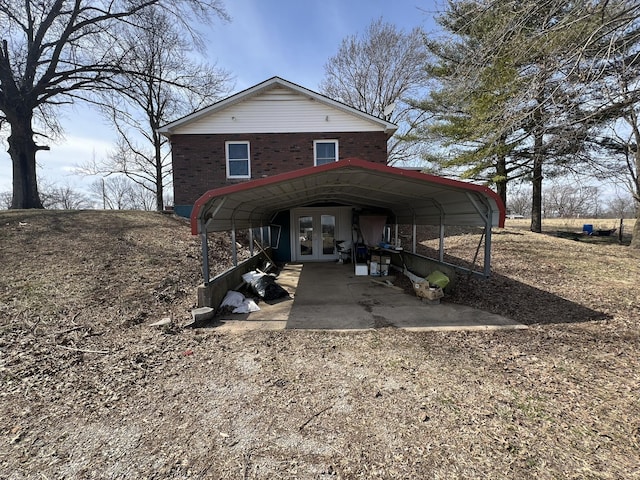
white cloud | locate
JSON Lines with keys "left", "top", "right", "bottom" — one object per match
{"left": 1, "top": 133, "right": 114, "bottom": 194}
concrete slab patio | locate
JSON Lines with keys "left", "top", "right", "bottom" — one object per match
{"left": 212, "top": 263, "right": 524, "bottom": 332}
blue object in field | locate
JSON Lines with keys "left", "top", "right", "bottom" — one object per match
{"left": 583, "top": 224, "right": 593, "bottom": 235}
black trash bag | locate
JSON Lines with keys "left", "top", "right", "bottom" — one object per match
{"left": 249, "top": 275, "right": 289, "bottom": 301}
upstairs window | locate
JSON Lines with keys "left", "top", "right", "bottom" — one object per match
{"left": 314, "top": 140, "right": 339, "bottom": 166}
{"left": 226, "top": 141, "right": 251, "bottom": 179}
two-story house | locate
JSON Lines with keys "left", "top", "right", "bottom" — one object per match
{"left": 160, "top": 77, "right": 396, "bottom": 216}
{"left": 159, "top": 77, "right": 504, "bottom": 280}
{"left": 160, "top": 77, "right": 398, "bottom": 262}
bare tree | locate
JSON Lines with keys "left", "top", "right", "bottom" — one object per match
{"left": 89, "top": 176, "right": 135, "bottom": 210}
{"left": 0, "top": 0, "right": 228, "bottom": 209}
{"left": 320, "top": 18, "right": 430, "bottom": 165}
{"left": 543, "top": 182, "right": 599, "bottom": 218}
{"left": 128, "top": 182, "right": 158, "bottom": 211}
{"left": 80, "top": 9, "right": 232, "bottom": 211}
{"left": 583, "top": 24, "right": 640, "bottom": 247}
{"left": 507, "top": 187, "right": 532, "bottom": 217}
{"left": 40, "top": 183, "right": 91, "bottom": 210}
{"left": 606, "top": 193, "right": 636, "bottom": 218}
{"left": 0, "top": 191, "right": 11, "bottom": 209}
{"left": 88, "top": 175, "right": 170, "bottom": 210}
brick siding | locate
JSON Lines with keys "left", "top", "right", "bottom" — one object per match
{"left": 172, "top": 131, "right": 389, "bottom": 205}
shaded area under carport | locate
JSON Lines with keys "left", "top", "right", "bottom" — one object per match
{"left": 212, "top": 263, "right": 524, "bottom": 332}
{"left": 191, "top": 158, "right": 506, "bottom": 281}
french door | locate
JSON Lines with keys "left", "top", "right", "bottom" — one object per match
{"left": 295, "top": 212, "right": 338, "bottom": 261}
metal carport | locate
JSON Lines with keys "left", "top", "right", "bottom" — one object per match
{"left": 190, "top": 158, "right": 505, "bottom": 281}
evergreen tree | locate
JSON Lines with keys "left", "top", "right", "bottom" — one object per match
{"left": 420, "top": 0, "right": 639, "bottom": 233}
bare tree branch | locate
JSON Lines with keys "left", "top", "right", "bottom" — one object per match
{"left": 320, "top": 18, "right": 430, "bottom": 165}
{"left": 0, "top": 0, "right": 228, "bottom": 209}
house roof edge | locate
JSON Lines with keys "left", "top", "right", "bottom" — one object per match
{"left": 158, "top": 76, "right": 398, "bottom": 136}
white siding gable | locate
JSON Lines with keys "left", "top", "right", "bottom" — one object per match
{"left": 172, "top": 86, "right": 385, "bottom": 135}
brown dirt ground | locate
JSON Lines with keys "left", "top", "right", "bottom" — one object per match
{"left": 1, "top": 210, "right": 639, "bottom": 479}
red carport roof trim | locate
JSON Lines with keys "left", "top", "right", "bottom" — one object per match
{"left": 190, "top": 157, "right": 506, "bottom": 234}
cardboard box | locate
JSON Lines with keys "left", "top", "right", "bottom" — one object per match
{"left": 355, "top": 264, "right": 368, "bottom": 276}
{"left": 370, "top": 254, "right": 381, "bottom": 263}
{"left": 413, "top": 282, "right": 444, "bottom": 300}
{"left": 381, "top": 255, "right": 391, "bottom": 264}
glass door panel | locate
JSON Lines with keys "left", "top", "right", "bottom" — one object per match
{"left": 298, "top": 216, "right": 313, "bottom": 257}
{"left": 293, "top": 210, "right": 341, "bottom": 261}
{"left": 321, "top": 215, "right": 336, "bottom": 255}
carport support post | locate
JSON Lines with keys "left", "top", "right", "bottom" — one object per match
{"left": 231, "top": 219, "right": 238, "bottom": 267}
{"left": 412, "top": 214, "right": 417, "bottom": 254}
{"left": 466, "top": 192, "right": 494, "bottom": 277}
{"left": 249, "top": 227, "right": 254, "bottom": 256}
{"left": 200, "top": 229, "right": 210, "bottom": 285}
{"left": 483, "top": 217, "right": 492, "bottom": 277}
{"left": 439, "top": 223, "right": 445, "bottom": 263}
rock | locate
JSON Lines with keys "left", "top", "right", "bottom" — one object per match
{"left": 149, "top": 317, "right": 172, "bottom": 327}
{"left": 190, "top": 307, "right": 214, "bottom": 325}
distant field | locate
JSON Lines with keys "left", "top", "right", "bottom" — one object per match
{"left": 505, "top": 218, "right": 636, "bottom": 245}
{"left": 505, "top": 217, "right": 635, "bottom": 232}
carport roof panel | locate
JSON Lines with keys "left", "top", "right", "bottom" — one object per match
{"left": 190, "top": 158, "right": 505, "bottom": 234}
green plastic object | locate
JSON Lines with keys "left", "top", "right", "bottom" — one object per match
{"left": 426, "top": 270, "right": 449, "bottom": 289}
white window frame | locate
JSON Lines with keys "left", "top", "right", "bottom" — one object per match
{"left": 313, "top": 140, "right": 339, "bottom": 166}
{"left": 225, "top": 141, "right": 251, "bottom": 179}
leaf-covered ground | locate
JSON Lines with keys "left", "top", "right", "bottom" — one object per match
{"left": 0, "top": 211, "right": 638, "bottom": 479}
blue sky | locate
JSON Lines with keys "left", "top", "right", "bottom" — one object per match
{"left": 0, "top": 0, "right": 439, "bottom": 197}
{"left": 211, "top": 0, "right": 438, "bottom": 90}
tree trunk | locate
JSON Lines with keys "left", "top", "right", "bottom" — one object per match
{"left": 530, "top": 131, "right": 544, "bottom": 233}
{"left": 631, "top": 208, "right": 640, "bottom": 249}
{"left": 630, "top": 149, "right": 640, "bottom": 249}
{"left": 8, "top": 114, "right": 44, "bottom": 209}
{"left": 155, "top": 186, "right": 163, "bottom": 212}
{"left": 154, "top": 132, "right": 164, "bottom": 212}
{"left": 628, "top": 114, "right": 640, "bottom": 249}
{"left": 495, "top": 151, "right": 507, "bottom": 208}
